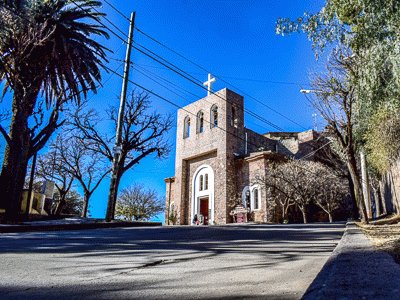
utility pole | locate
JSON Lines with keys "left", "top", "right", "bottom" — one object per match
{"left": 106, "top": 12, "right": 136, "bottom": 222}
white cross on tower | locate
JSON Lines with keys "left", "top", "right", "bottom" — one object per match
{"left": 203, "top": 73, "right": 216, "bottom": 96}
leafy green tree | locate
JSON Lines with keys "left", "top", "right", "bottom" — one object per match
{"left": 276, "top": 1, "right": 400, "bottom": 221}
{"left": 0, "top": 1, "right": 108, "bottom": 222}
{"left": 276, "top": 1, "right": 400, "bottom": 143}
{"left": 116, "top": 184, "right": 164, "bottom": 222}
{"left": 364, "top": 105, "right": 400, "bottom": 174}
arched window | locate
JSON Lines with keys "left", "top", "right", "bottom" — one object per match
{"left": 231, "top": 106, "right": 238, "bottom": 128}
{"left": 253, "top": 188, "right": 259, "bottom": 210}
{"left": 183, "top": 116, "right": 190, "bottom": 138}
{"left": 199, "top": 175, "right": 204, "bottom": 191}
{"left": 197, "top": 111, "right": 204, "bottom": 133}
{"left": 204, "top": 173, "right": 208, "bottom": 190}
{"left": 242, "top": 186, "right": 250, "bottom": 209}
{"left": 210, "top": 105, "right": 218, "bottom": 128}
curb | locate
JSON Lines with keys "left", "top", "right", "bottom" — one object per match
{"left": 0, "top": 221, "right": 162, "bottom": 233}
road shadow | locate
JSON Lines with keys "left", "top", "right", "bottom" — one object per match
{"left": 0, "top": 223, "right": 345, "bottom": 299}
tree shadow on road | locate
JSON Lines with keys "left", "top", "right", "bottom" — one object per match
{"left": 0, "top": 223, "right": 345, "bottom": 299}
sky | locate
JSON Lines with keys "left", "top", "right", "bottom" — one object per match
{"left": 1, "top": 0, "right": 327, "bottom": 222}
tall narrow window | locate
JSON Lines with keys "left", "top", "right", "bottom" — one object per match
{"left": 253, "top": 188, "right": 259, "bottom": 210}
{"left": 197, "top": 111, "right": 204, "bottom": 133}
{"left": 199, "top": 175, "right": 204, "bottom": 191}
{"left": 231, "top": 106, "right": 238, "bottom": 128}
{"left": 210, "top": 105, "right": 218, "bottom": 128}
{"left": 183, "top": 116, "right": 190, "bottom": 138}
{"left": 204, "top": 174, "right": 208, "bottom": 190}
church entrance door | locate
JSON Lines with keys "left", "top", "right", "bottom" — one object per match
{"left": 192, "top": 164, "right": 214, "bottom": 225}
{"left": 199, "top": 197, "right": 209, "bottom": 225}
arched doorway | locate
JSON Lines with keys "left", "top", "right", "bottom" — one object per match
{"left": 192, "top": 165, "right": 214, "bottom": 225}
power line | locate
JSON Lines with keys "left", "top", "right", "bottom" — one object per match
{"left": 65, "top": 2, "right": 337, "bottom": 178}
{"left": 2, "top": 0, "right": 331, "bottom": 177}
{"left": 131, "top": 62, "right": 285, "bottom": 132}
{"left": 131, "top": 42, "right": 284, "bottom": 131}
{"left": 69, "top": 0, "right": 288, "bottom": 131}
{"left": 104, "top": 64, "right": 335, "bottom": 178}
{"left": 102, "top": 0, "right": 130, "bottom": 21}
{"left": 135, "top": 27, "right": 307, "bottom": 130}
{"left": 103, "top": 64, "right": 273, "bottom": 151}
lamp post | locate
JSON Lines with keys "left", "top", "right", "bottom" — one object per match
{"left": 300, "top": 89, "right": 322, "bottom": 94}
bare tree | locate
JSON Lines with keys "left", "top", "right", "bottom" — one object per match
{"left": 71, "top": 91, "right": 172, "bottom": 220}
{"left": 314, "top": 164, "right": 349, "bottom": 223}
{"left": 258, "top": 163, "right": 295, "bottom": 223}
{"left": 308, "top": 48, "right": 369, "bottom": 223}
{"left": 36, "top": 142, "right": 74, "bottom": 215}
{"left": 116, "top": 184, "right": 164, "bottom": 221}
{"left": 54, "top": 134, "right": 109, "bottom": 217}
{"left": 53, "top": 189, "right": 84, "bottom": 216}
{"left": 261, "top": 160, "right": 347, "bottom": 223}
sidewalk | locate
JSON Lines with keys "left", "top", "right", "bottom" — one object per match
{"left": 303, "top": 223, "right": 400, "bottom": 299}
{"left": 0, "top": 217, "right": 162, "bottom": 233}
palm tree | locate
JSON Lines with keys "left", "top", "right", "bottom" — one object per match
{"left": 0, "top": 0, "right": 108, "bottom": 222}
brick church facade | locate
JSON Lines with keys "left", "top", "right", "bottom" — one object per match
{"left": 165, "top": 87, "right": 319, "bottom": 225}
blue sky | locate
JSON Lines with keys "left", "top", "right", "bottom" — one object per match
{"left": 1, "top": 0, "right": 326, "bottom": 222}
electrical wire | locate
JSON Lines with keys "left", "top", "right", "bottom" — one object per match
{"left": 135, "top": 27, "right": 308, "bottom": 130}
{"left": 69, "top": 0, "right": 288, "bottom": 132}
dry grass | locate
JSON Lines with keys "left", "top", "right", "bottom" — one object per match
{"left": 357, "top": 215, "right": 400, "bottom": 263}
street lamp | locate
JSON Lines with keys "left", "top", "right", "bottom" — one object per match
{"left": 300, "top": 89, "right": 323, "bottom": 94}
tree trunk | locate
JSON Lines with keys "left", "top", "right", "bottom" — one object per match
{"left": 301, "top": 208, "right": 308, "bottom": 224}
{"left": 81, "top": 191, "right": 91, "bottom": 218}
{"left": 55, "top": 192, "right": 68, "bottom": 215}
{"left": 379, "top": 180, "right": 387, "bottom": 215}
{"left": 328, "top": 212, "right": 333, "bottom": 223}
{"left": 281, "top": 205, "right": 288, "bottom": 223}
{"left": 373, "top": 186, "right": 381, "bottom": 217}
{"left": 0, "top": 93, "right": 35, "bottom": 223}
{"left": 106, "top": 171, "right": 123, "bottom": 221}
{"left": 347, "top": 173, "right": 360, "bottom": 219}
{"left": 347, "top": 152, "right": 369, "bottom": 224}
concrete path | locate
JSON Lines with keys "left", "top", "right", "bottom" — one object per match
{"left": 0, "top": 223, "right": 344, "bottom": 299}
{"left": 303, "top": 223, "right": 400, "bottom": 299}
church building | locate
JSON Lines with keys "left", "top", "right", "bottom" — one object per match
{"left": 165, "top": 76, "right": 319, "bottom": 225}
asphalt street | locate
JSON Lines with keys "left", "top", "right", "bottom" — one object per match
{"left": 0, "top": 223, "right": 345, "bottom": 299}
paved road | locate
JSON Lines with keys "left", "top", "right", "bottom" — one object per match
{"left": 0, "top": 223, "right": 344, "bottom": 299}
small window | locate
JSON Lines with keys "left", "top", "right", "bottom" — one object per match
{"left": 210, "top": 105, "right": 218, "bottom": 128}
{"left": 199, "top": 175, "right": 203, "bottom": 191}
{"left": 204, "top": 174, "right": 208, "bottom": 190}
{"left": 183, "top": 116, "right": 190, "bottom": 138}
{"left": 197, "top": 111, "right": 204, "bottom": 133}
{"left": 242, "top": 186, "right": 250, "bottom": 208}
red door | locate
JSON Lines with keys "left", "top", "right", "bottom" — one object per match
{"left": 200, "top": 197, "right": 209, "bottom": 225}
